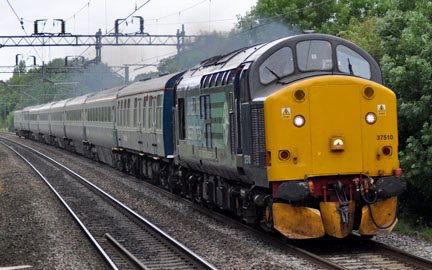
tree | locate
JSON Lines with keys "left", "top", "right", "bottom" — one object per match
{"left": 236, "top": 0, "right": 388, "bottom": 35}
{"left": 338, "top": 15, "right": 383, "bottom": 61}
{"left": 377, "top": 0, "right": 432, "bottom": 224}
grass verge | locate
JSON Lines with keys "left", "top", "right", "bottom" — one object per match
{"left": 395, "top": 218, "right": 432, "bottom": 242}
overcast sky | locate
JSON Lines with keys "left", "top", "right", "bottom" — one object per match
{"left": 0, "top": 0, "right": 256, "bottom": 81}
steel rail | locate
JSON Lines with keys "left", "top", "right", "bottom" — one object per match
{"left": 0, "top": 136, "right": 218, "bottom": 270}
{"left": 359, "top": 235, "right": 432, "bottom": 269}
{"left": 0, "top": 140, "right": 119, "bottom": 270}
{"left": 7, "top": 133, "right": 432, "bottom": 270}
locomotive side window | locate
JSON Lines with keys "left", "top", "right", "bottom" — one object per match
{"left": 336, "top": 45, "right": 371, "bottom": 79}
{"left": 296, "top": 40, "right": 332, "bottom": 71}
{"left": 259, "top": 47, "right": 294, "bottom": 84}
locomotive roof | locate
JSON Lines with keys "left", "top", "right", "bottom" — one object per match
{"left": 180, "top": 33, "right": 382, "bottom": 86}
{"left": 118, "top": 72, "right": 181, "bottom": 98}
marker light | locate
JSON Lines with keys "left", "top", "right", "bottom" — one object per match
{"left": 293, "top": 115, "right": 305, "bottom": 127}
{"left": 278, "top": 150, "right": 290, "bottom": 161}
{"left": 363, "top": 87, "right": 375, "bottom": 99}
{"left": 294, "top": 89, "right": 305, "bottom": 102}
{"left": 382, "top": 146, "right": 392, "bottom": 156}
{"left": 365, "top": 112, "right": 376, "bottom": 124}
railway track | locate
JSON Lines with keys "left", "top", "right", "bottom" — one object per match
{"left": 0, "top": 136, "right": 217, "bottom": 270}
{"left": 93, "top": 156, "right": 432, "bottom": 270}
{"left": 3, "top": 133, "right": 432, "bottom": 270}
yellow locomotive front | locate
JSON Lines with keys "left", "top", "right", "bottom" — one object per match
{"left": 265, "top": 76, "right": 404, "bottom": 238}
{"left": 247, "top": 35, "right": 406, "bottom": 239}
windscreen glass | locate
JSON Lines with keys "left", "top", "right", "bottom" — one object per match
{"left": 336, "top": 45, "right": 371, "bottom": 79}
{"left": 296, "top": 40, "right": 333, "bottom": 71}
{"left": 259, "top": 47, "right": 294, "bottom": 84}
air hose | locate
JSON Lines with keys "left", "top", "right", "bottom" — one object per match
{"left": 357, "top": 180, "right": 398, "bottom": 230}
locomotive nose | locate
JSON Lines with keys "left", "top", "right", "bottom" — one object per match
{"left": 309, "top": 84, "right": 363, "bottom": 175}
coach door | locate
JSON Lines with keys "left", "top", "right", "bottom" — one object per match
{"left": 136, "top": 97, "right": 143, "bottom": 152}
{"left": 148, "top": 95, "right": 157, "bottom": 155}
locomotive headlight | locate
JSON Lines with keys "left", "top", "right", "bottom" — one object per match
{"left": 330, "top": 136, "right": 344, "bottom": 151}
{"left": 293, "top": 115, "right": 305, "bottom": 127}
{"left": 365, "top": 112, "right": 376, "bottom": 125}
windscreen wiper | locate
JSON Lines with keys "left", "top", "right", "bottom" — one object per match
{"left": 348, "top": 58, "right": 354, "bottom": 75}
{"left": 265, "top": 66, "right": 282, "bottom": 80}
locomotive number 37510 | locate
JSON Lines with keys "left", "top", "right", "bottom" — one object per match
{"left": 376, "top": 134, "right": 394, "bottom": 140}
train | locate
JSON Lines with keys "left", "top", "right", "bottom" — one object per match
{"left": 14, "top": 33, "right": 406, "bottom": 239}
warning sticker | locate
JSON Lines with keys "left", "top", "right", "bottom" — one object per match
{"left": 378, "top": 104, "right": 386, "bottom": 116}
{"left": 282, "top": 107, "right": 291, "bottom": 119}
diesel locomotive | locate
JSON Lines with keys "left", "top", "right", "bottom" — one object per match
{"left": 14, "top": 34, "right": 406, "bottom": 239}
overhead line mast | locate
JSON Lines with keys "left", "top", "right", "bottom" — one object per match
{"left": 0, "top": 19, "right": 200, "bottom": 64}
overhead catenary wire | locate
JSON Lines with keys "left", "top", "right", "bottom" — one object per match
{"left": 5, "top": 0, "right": 43, "bottom": 63}
{"left": 151, "top": 0, "right": 208, "bottom": 22}
{"left": 135, "top": 0, "right": 334, "bottom": 67}
{"left": 78, "top": 0, "right": 152, "bottom": 59}
{"left": 65, "top": 0, "right": 92, "bottom": 22}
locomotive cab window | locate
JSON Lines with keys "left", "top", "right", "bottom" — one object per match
{"left": 296, "top": 40, "right": 332, "bottom": 71}
{"left": 336, "top": 45, "right": 371, "bottom": 79}
{"left": 259, "top": 47, "right": 294, "bottom": 84}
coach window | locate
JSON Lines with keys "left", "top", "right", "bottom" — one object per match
{"left": 117, "top": 101, "right": 120, "bottom": 125}
{"left": 296, "top": 40, "right": 332, "bottom": 71}
{"left": 127, "top": 99, "right": 131, "bottom": 127}
{"left": 336, "top": 45, "right": 371, "bottom": 79}
{"left": 134, "top": 98, "right": 138, "bottom": 127}
{"left": 148, "top": 96, "right": 153, "bottom": 129}
{"left": 122, "top": 101, "right": 125, "bottom": 126}
{"left": 156, "top": 95, "right": 162, "bottom": 130}
{"left": 143, "top": 97, "right": 147, "bottom": 129}
{"left": 259, "top": 47, "right": 294, "bottom": 84}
